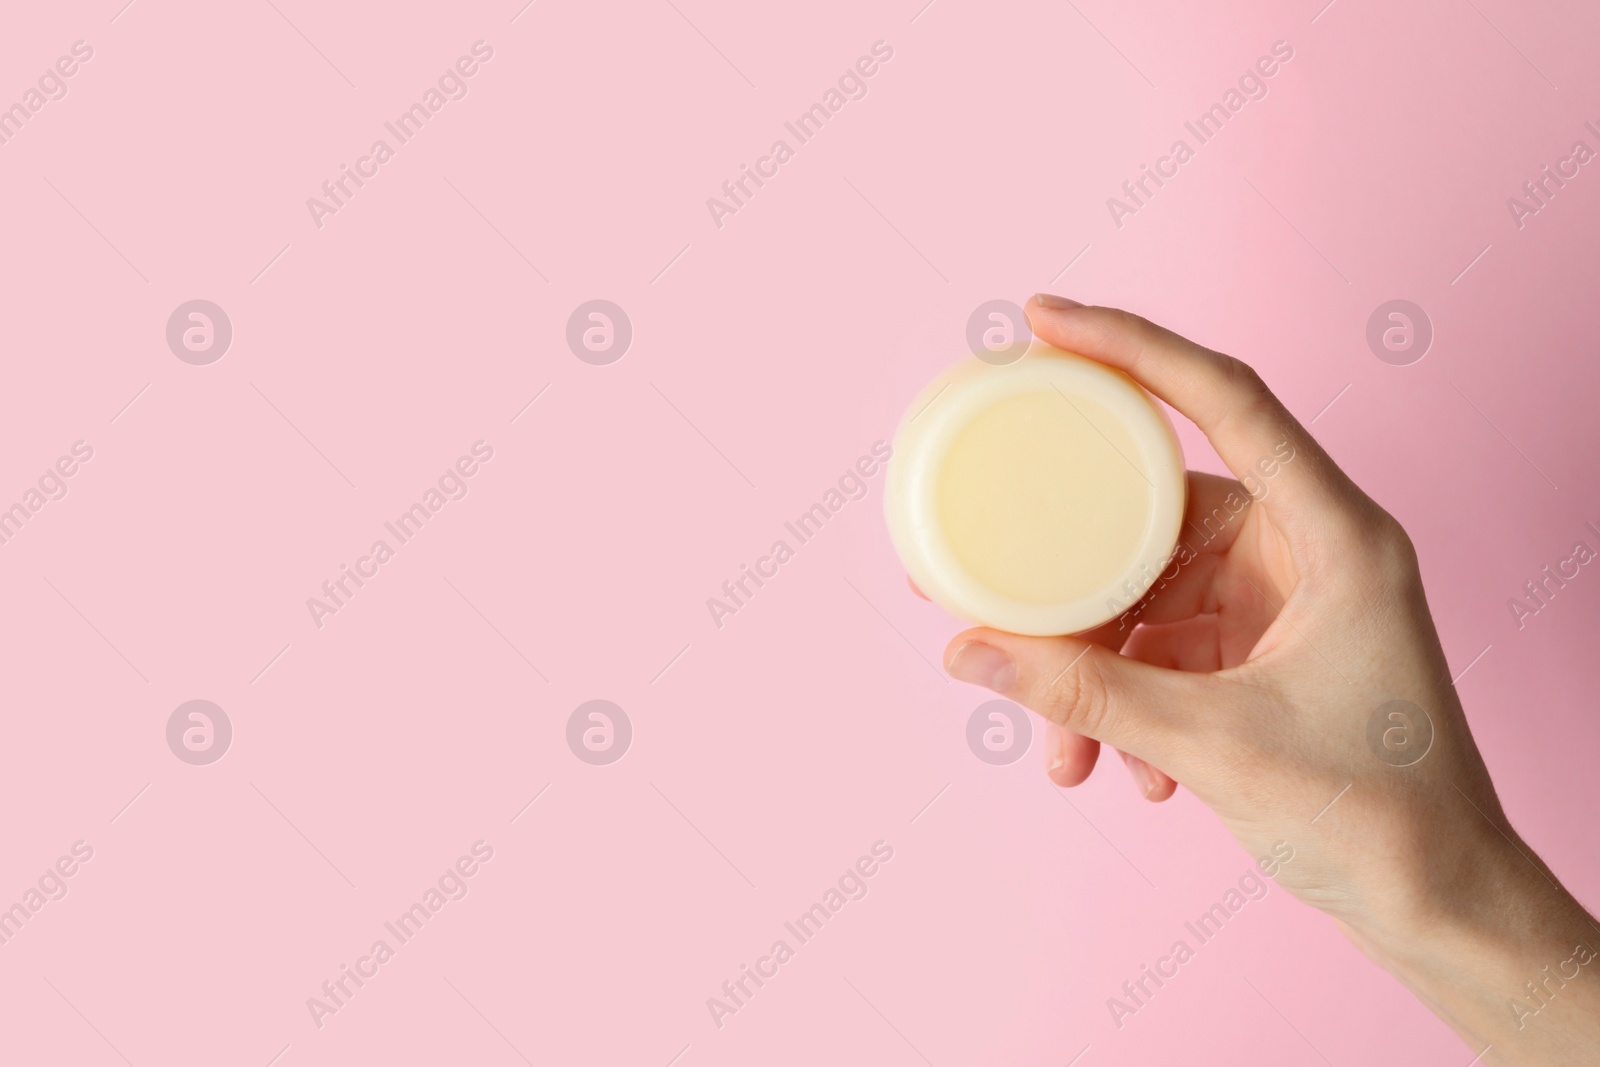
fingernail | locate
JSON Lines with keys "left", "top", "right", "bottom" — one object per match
{"left": 1033, "top": 293, "right": 1084, "bottom": 310}
{"left": 1046, "top": 725, "right": 1067, "bottom": 773}
{"left": 1121, "top": 751, "right": 1156, "bottom": 798}
{"left": 947, "top": 642, "right": 1016, "bottom": 692}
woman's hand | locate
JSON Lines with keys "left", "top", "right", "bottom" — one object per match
{"left": 939, "top": 295, "right": 1600, "bottom": 1065}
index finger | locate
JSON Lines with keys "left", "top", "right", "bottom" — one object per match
{"left": 1026, "top": 295, "right": 1361, "bottom": 536}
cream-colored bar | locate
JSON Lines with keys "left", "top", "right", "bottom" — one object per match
{"left": 885, "top": 342, "right": 1186, "bottom": 636}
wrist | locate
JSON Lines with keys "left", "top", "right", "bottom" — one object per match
{"left": 1343, "top": 825, "right": 1600, "bottom": 1063}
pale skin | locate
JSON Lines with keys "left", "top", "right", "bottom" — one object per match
{"left": 929, "top": 295, "right": 1600, "bottom": 1064}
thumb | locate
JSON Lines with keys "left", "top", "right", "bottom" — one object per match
{"left": 944, "top": 628, "right": 1206, "bottom": 771}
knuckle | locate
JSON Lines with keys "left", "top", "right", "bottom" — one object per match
{"left": 1094, "top": 308, "right": 1155, "bottom": 356}
{"left": 1370, "top": 510, "right": 1421, "bottom": 579}
{"left": 1318, "top": 504, "right": 1420, "bottom": 589}
{"left": 1210, "top": 356, "right": 1284, "bottom": 436}
{"left": 1222, "top": 355, "right": 1273, "bottom": 408}
{"left": 1079, "top": 308, "right": 1129, "bottom": 351}
{"left": 1043, "top": 649, "right": 1111, "bottom": 737}
{"left": 1099, "top": 307, "right": 1146, "bottom": 334}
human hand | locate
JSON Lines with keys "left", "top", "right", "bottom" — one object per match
{"left": 937, "top": 295, "right": 1600, "bottom": 1064}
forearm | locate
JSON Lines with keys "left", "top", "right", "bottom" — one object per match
{"left": 1346, "top": 832, "right": 1600, "bottom": 1065}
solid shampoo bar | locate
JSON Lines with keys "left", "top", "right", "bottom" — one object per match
{"left": 884, "top": 343, "right": 1185, "bottom": 636}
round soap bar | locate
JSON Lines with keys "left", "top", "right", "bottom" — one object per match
{"left": 884, "top": 342, "right": 1186, "bottom": 636}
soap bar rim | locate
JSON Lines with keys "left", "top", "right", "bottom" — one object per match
{"left": 884, "top": 343, "right": 1187, "bottom": 637}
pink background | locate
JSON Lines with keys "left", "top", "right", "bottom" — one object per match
{"left": 3, "top": 0, "right": 1598, "bottom": 1064}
